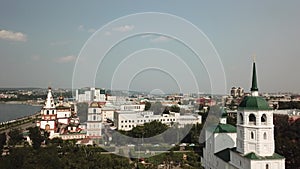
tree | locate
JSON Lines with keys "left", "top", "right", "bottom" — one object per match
{"left": 8, "top": 128, "right": 23, "bottom": 147}
{"left": 170, "top": 105, "right": 180, "bottom": 113}
{"left": 150, "top": 102, "right": 163, "bottom": 115}
{"left": 0, "top": 132, "right": 6, "bottom": 150}
{"left": 28, "top": 127, "right": 43, "bottom": 149}
{"left": 144, "top": 101, "right": 151, "bottom": 111}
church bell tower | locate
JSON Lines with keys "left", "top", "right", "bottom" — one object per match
{"left": 236, "top": 60, "right": 275, "bottom": 156}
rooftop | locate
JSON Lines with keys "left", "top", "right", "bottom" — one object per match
{"left": 244, "top": 152, "right": 285, "bottom": 160}
{"left": 238, "top": 96, "right": 271, "bottom": 111}
{"left": 214, "top": 123, "right": 236, "bottom": 133}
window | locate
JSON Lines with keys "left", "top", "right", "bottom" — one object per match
{"left": 93, "top": 109, "right": 96, "bottom": 113}
{"left": 239, "top": 113, "right": 244, "bottom": 124}
{"left": 93, "top": 115, "right": 96, "bottom": 121}
{"left": 261, "top": 114, "right": 267, "bottom": 123}
{"left": 249, "top": 114, "right": 256, "bottom": 125}
{"left": 129, "top": 120, "right": 131, "bottom": 123}
{"left": 263, "top": 132, "right": 267, "bottom": 139}
{"left": 266, "top": 164, "right": 269, "bottom": 169}
{"left": 251, "top": 131, "right": 254, "bottom": 139}
{"left": 47, "top": 110, "right": 49, "bottom": 115}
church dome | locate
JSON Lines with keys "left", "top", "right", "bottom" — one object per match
{"left": 238, "top": 96, "right": 271, "bottom": 111}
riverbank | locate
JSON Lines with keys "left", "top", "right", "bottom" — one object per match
{"left": 0, "top": 101, "right": 43, "bottom": 106}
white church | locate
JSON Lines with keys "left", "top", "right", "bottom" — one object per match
{"left": 201, "top": 61, "right": 285, "bottom": 169}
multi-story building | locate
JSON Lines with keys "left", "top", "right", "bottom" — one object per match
{"left": 86, "top": 102, "right": 102, "bottom": 138}
{"left": 76, "top": 88, "right": 106, "bottom": 102}
{"left": 114, "top": 111, "right": 201, "bottom": 131}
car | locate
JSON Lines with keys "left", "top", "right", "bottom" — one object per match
{"left": 127, "top": 144, "right": 135, "bottom": 147}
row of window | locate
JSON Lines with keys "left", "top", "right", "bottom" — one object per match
{"left": 45, "top": 110, "right": 55, "bottom": 115}
{"left": 239, "top": 113, "right": 267, "bottom": 125}
{"left": 250, "top": 131, "right": 268, "bottom": 140}
{"left": 120, "top": 118, "right": 176, "bottom": 123}
{"left": 120, "top": 125, "right": 136, "bottom": 128}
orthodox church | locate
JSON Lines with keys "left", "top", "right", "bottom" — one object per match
{"left": 36, "top": 87, "right": 84, "bottom": 139}
{"left": 201, "top": 61, "right": 285, "bottom": 169}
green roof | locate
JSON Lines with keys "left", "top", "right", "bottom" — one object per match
{"left": 214, "top": 124, "right": 236, "bottom": 133}
{"left": 238, "top": 96, "right": 271, "bottom": 111}
{"left": 244, "top": 152, "right": 285, "bottom": 160}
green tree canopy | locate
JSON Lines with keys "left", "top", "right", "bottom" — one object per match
{"left": 8, "top": 128, "right": 23, "bottom": 147}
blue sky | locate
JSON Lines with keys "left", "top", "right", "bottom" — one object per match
{"left": 0, "top": 1, "right": 300, "bottom": 94}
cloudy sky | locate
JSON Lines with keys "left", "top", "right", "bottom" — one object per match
{"left": 0, "top": 1, "right": 300, "bottom": 94}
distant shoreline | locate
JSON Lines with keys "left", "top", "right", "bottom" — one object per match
{"left": 0, "top": 101, "right": 43, "bottom": 106}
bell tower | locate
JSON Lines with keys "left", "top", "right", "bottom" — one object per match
{"left": 236, "top": 61, "right": 275, "bottom": 156}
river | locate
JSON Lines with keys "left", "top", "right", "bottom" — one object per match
{"left": 0, "top": 103, "right": 42, "bottom": 123}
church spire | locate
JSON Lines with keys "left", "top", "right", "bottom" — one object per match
{"left": 251, "top": 56, "right": 259, "bottom": 96}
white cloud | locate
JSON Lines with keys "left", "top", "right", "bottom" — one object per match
{"left": 0, "top": 29, "right": 27, "bottom": 42}
{"left": 78, "top": 25, "right": 96, "bottom": 33}
{"left": 55, "top": 55, "right": 76, "bottom": 63}
{"left": 150, "top": 36, "right": 170, "bottom": 43}
{"left": 112, "top": 25, "right": 135, "bottom": 32}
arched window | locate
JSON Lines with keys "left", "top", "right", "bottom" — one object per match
{"left": 263, "top": 132, "right": 267, "bottom": 139}
{"left": 261, "top": 114, "right": 267, "bottom": 123}
{"left": 239, "top": 113, "right": 244, "bottom": 124}
{"left": 266, "top": 164, "right": 269, "bottom": 169}
{"left": 251, "top": 131, "right": 254, "bottom": 139}
{"left": 249, "top": 114, "right": 256, "bottom": 125}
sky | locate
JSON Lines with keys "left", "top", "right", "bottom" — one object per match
{"left": 0, "top": 1, "right": 300, "bottom": 94}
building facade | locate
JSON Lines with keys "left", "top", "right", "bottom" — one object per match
{"left": 114, "top": 111, "right": 201, "bottom": 131}
{"left": 202, "top": 61, "right": 285, "bottom": 169}
{"left": 86, "top": 102, "right": 102, "bottom": 138}
{"left": 37, "top": 87, "right": 84, "bottom": 139}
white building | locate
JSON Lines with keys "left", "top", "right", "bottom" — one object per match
{"left": 114, "top": 111, "right": 201, "bottom": 131}
{"left": 76, "top": 88, "right": 106, "bottom": 102}
{"left": 120, "top": 104, "right": 145, "bottom": 111}
{"left": 56, "top": 96, "right": 72, "bottom": 125}
{"left": 201, "top": 61, "right": 285, "bottom": 169}
{"left": 101, "top": 107, "right": 115, "bottom": 122}
{"left": 86, "top": 102, "right": 102, "bottom": 138}
{"left": 37, "top": 87, "right": 57, "bottom": 136}
{"left": 37, "top": 87, "right": 84, "bottom": 139}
